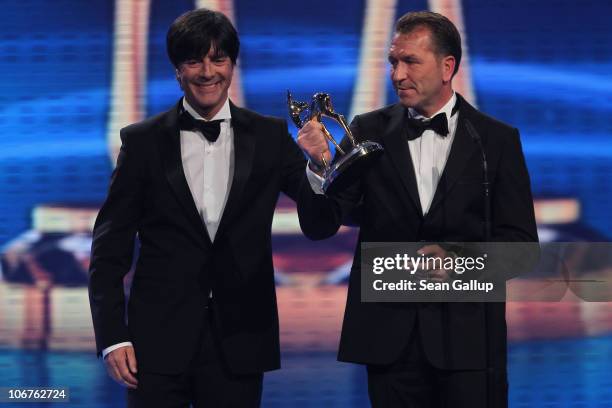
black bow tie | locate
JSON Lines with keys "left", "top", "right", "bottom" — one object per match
{"left": 405, "top": 98, "right": 461, "bottom": 140}
{"left": 179, "top": 110, "right": 223, "bottom": 143}
{"left": 406, "top": 112, "right": 449, "bottom": 140}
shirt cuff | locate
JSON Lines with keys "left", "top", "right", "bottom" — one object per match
{"left": 102, "top": 342, "right": 133, "bottom": 359}
{"left": 306, "top": 162, "right": 325, "bottom": 195}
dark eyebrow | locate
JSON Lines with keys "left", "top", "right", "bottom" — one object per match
{"left": 209, "top": 47, "right": 228, "bottom": 60}
{"left": 388, "top": 53, "right": 419, "bottom": 63}
{"left": 401, "top": 54, "right": 419, "bottom": 62}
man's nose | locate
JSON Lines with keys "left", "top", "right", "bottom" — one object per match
{"left": 198, "top": 59, "right": 214, "bottom": 78}
{"left": 391, "top": 63, "right": 406, "bottom": 82}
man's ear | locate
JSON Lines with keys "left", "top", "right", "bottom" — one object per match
{"left": 442, "top": 56, "right": 456, "bottom": 83}
{"left": 175, "top": 68, "right": 183, "bottom": 90}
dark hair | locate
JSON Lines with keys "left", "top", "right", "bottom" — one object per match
{"left": 166, "top": 8, "right": 239, "bottom": 67}
{"left": 395, "top": 11, "right": 461, "bottom": 76}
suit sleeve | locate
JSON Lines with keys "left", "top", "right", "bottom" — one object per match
{"left": 487, "top": 129, "right": 540, "bottom": 281}
{"left": 491, "top": 128, "right": 538, "bottom": 243}
{"left": 275, "top": 119, "right": 335, "bottom": 239}
{"left": 88, "top": 128, "right": 144, "bottom": 356}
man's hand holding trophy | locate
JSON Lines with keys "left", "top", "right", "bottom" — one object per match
{"left": 289, "top": 91, "right": 384, "bottom": 194}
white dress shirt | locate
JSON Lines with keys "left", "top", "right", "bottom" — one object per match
{"left": 306, "top": 92, "right": 459, "bottom": 217}
{"left": 408, "top": 92, "right": 458, "bottom": 215}
{"left": 102, "top": 97, "right": 234, "bottom": 359}
{"left": 180, "top": 97, "right": 234, "bottom": 241}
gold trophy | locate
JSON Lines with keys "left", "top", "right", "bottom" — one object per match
{"left": 287, "top": 91, "right": 384, "bottom": 194}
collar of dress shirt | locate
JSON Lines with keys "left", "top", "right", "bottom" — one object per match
{"left": 407, "top": 91, "right": 457, "bottom": 122}
{"left": 182, "top": 97, "right": 232, "bottom": 122}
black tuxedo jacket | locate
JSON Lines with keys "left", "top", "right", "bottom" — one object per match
{"left": 89, "top": 100, "right": 313, "bottom": 375}
{"left": 298, "top": 94, "right": 538, "bottom": 370}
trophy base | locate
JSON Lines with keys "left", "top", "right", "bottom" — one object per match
{"left": 322, "top": 141, "right": 384, "bottom": 194}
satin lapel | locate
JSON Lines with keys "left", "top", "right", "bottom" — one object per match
{"left": 428, "top": 96, "right": 479, "bottom": 214}
{"left": 160, "top": 101, "right": 212, "bottom": 247}
{"left": 381, "top": 104, "right": 423, "bottom": 216}
{"left": 216, "top": 101, "right": 256, "bottom": 237}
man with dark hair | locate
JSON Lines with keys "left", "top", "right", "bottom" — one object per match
{"left": 88, "top": 8, "right": 315, "bottom": 407}
{"left": 395, "top": 11, "right": 462, "bottom": 77}
{"left": 297, "top": 10, "right": 537, "bottom": 408}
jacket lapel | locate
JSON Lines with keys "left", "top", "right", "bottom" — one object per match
{"left": 428, "top": 95, "right": 479, "bottom": 214}
{"left": 381, "top": 104, "right": 424, "bottom": 216}
{"left": 160, "top": 100, "right": 213, "bottom": 247}
{"left": 215, "top": 101, "right": 256, "bottom": 238}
